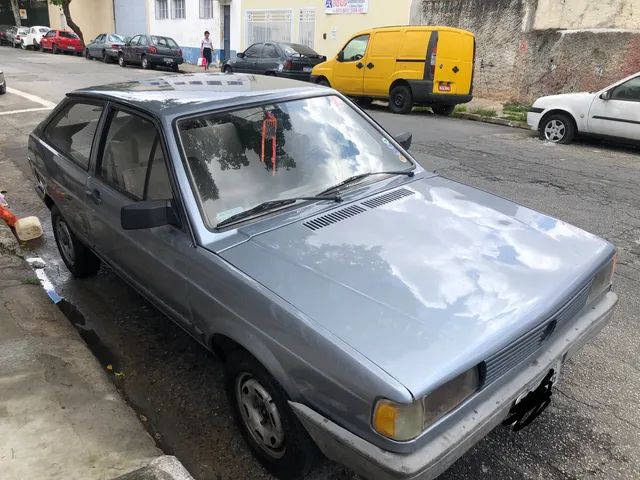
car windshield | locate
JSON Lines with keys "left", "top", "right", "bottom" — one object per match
{"left": 60, "top": 31, "right": 78, "bottom": 39}
{"left": 39, "top": 28, "right": 49, "bottom": 33}
{"left": 281, "top": 44, "right": 319, "bottom": 57}
{"left": 178, "top": 95, "right": 413, "bottom": 228}
{"left": 151, "top": 36, "right": 178, "bottom": 48}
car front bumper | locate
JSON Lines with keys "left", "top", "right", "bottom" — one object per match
{"left": 291, "top": 290, "right": 618, "bottom": 480}
{"left": 527, "top": 108, "right": 544, "bottom": 131}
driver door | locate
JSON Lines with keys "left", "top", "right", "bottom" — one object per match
{"left": 238, "top": 43, "right": 262, "bottom": 73}
{"left": 588, "top": 75, "right": 640, "bottom": 140}
{"left": 332, "top": 34, "right": 369, "bottom": 95}
{"left": 125, "top": 35, "right": 139, "bottom": 62}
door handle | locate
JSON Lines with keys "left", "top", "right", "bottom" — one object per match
{"left": 356, "top": 62, "right": 364, "bottom": 69}
{"left": 366, "top": 62, "right": 375, "bottom": 69}
{"left": 85, "top": 188, "right": 102, "bottom": 205}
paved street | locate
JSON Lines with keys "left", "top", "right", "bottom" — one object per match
{"left": 1, "top": 46, "right": 639, "bottom": 480}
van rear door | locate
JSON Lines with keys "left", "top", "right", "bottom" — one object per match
{"left": 433, "top": 30, "right": 475, "bottom": 96}
{"left": 363, "top": 29, "right": 401, "bottom": 97}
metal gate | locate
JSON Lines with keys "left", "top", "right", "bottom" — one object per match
{"left": 114, "top": 0, "right": 147, "bottom": 38}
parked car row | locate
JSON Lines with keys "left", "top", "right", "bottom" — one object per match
{"left": 1, "top": 25, "right": 51, "bottom": 49}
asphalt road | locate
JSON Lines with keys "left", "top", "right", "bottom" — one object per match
{"left": 1, "top": 46, "right": 639, "bottom": 480}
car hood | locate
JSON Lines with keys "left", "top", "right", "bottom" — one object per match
{"left": 220, "top": 176, "right": 613, "bottom": 396}
{"left": 534, "top": 92, "right": 595, "bottom": 107}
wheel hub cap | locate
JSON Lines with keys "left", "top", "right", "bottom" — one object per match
{"left": 236, "top": 374, "right": 286, "bottom": 458}
{"left": 56, "top": 219, "right": 75, "bottom": 264}
{"left": 544, "top": 119, "right": 566, "bottom": 142}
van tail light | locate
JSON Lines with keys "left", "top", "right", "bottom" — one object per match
{"left": 283, "top": 59, "right": 293, "bottom": 70}
{"left": 430, "top": 43, "right": 438, "bottom": 78}
{"left": 148, "top": 46, "right": 158, "bottom": 54}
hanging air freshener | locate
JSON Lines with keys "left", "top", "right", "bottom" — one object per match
{"left": 261, "top": 111, "right": 278, "bottom": 175}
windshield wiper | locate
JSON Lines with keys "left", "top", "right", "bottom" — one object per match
{"left": 215, "top": 195, "right": 342, "bottom": 229}
{"left": 318, "top": 170, "right": 415, "bottom": 197}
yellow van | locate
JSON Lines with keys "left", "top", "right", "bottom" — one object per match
{"left": 311, "top": 26, "right": 475, "bottom": 115}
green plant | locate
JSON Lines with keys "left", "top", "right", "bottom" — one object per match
{"left": 503, "top": 102, "right": 531, "bottom": 114}
{"left": 454, "top": 105, "right": 467, "bottom": 113}
{"left": 469, "top": 107, "right": 498, "bottom": 118}
{"left": 22, "top": 277, "right": 41, "bottom": 285}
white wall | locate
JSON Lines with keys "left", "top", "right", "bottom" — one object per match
{"left": 533, "top": 0, "right": 640, "bottom": 30}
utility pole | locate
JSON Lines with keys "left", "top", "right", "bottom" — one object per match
{"left": 9, "top": 0, "right": 22, "bottom": 26}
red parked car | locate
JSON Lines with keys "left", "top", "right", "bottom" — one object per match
{"left": 40, "top": 29, "right": 84, "bottom": 55}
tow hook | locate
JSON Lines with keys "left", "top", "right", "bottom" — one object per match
{"left": 502, "top": 369, "right": 555, "bottom": 432}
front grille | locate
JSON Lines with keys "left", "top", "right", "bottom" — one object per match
{"left": 481, "top": 282, "right": 592, "bottom": 386}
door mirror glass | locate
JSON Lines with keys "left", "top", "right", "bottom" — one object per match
{"left": 394, "top": 132, "right": 412, "bottom": 151}
{"left": 121, "top": 200, "right": 180, "bottom": 230}
{"left": 236, "top": 52, "right": 244, "bottom": 58}
{"left": 600, "top": 90, "right": 611, "bottom": 101}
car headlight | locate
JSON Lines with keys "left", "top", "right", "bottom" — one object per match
{"left": 372, "top": 367, "right": 480, "bottom": 441}
{"left": 587, "top": 255, "right": 616, "bottom": 305}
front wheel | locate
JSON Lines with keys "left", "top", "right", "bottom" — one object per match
{"left": 118, "top": 53, "right": 127, "bottom": 67}
{"left": 52, "top": 44, "right": 59, "bottom": 54}
{"left": 102, "top": 51, "right": 111, "bottom": 63}
{"left": 539, "top": 113, "right": 575, "bottom": 144}
{"left": 51, "top": 206, "right": 101, "bottom": 278}
{"left": 85, "top": 49, "right": 91, "bottom": 60}
{"left": 389, "top": 84, "right": 414, "bottom": 114}
{"left": 432, "top": 104, "right": 455, "bottom": 116}
{"left": 225, "top": 351, "right": 321, "bottom": 479}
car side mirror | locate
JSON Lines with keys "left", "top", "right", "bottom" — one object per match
{"left": 236, "top": 52, "right": 245, "bottom": 58}
{"left": 600, "top": 90, "right": 612, "bottom": 101}
{"left": 337, "top": 51, "right": 344, "bottom": 62}
{"left": 394, "top": 132, "right": 412, "bottom": 151}
{"left": 121, "top": 200, "right": 181, "bottom": 230}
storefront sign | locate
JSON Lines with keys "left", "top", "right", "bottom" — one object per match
{"left": 19, "top": 8, "right": 28, "bottom": 19}
{"left": 325, "top": 0, "right": 368, "bottom": 14}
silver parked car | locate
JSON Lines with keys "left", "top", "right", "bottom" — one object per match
{"left": 28, "top": 73, "right": 618, "bottom": 480}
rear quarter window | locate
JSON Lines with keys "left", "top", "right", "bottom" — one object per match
{"left": 44, "top": 102, "right": 104, "bottom": 170}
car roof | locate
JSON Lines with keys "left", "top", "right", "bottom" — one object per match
{"left": 70, "top": 73, "right": 326, "bottom": 117}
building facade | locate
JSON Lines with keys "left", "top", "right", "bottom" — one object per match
{"left": 238, "top": 0, "right": 412, "bottom": 57}
{"left": 47, "top": 0, "right": 114, "bottom": 42}
{"left": 147, "top": 0, "right": 242, "bottom": 64}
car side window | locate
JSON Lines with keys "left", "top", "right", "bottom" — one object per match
{"left": 139, "top": 36, "right": 148, "bottom": 46}
{"left": 45, "top": 31, "right": 54, "bottom": 38}
{"left": 244, "top": 44, "right": 262, "bottom": 58}
{"left": 129, "top": 35, "right": 140, "bottom": 45}
{"left": 263, "top": 44, "right": 279, "bottom": 58}
{"left": 611, "top": 76, "right": 640, "bottom": 102}
{"left": 96, "top": 34, "right": 105, "bottom": 43}
{"left": 339, "top": 34, "right": 369, "bottom": 62}
{"left": 44, "top": 102, "right": 104, "bottom": 170}
{"left": 98, "top": 109, "right": 172, "bottom": 201}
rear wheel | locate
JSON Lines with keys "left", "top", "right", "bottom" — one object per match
{"left": 223, "top": 65, "right": 232, "bottom": 73}
{"left": 225, "top": 351, "right": 322, "bottom": 479}
{"left": 51, "top": 206, "right": 101, "bottom": 278}
{"left": 118, "top": 53, "right": 127, "bottom": 67}
{"left": 52, "top": 44, "right": 59, "bottom": 54}
{"left": 102, "top": 51, "right": 110, "bottom": 63}
{"left": 539, "top": 113, "right": 576, "bottom": 144}
{"left": 171, "top": 64, "right": 179, "bottom": 72}
{"left": 33, "top": 40, "right": 39, "bottom": 50}
{"left": 316, "top": 77, "right": 330, "bottom": 87}
{"left": 141, "top": 55, "right": 151, "bottom": 69}
{"left": 432, "top": 104, "right": 455, "bottom": 116}
{"left": 20, "top": 40, "right": 26, "bottom": 50}
{"left": 389, "top": 84, "right": 413, "bottom": 114}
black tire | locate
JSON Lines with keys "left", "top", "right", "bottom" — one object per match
{"left": 141, "top": 55, "right": 151, "bottom": 70}
{"left": 224, "top": 351, "right": 322, "bottom": 480}
{"left": 0, "top": 83, "right": 6, "bottom": 95}
{"left": 432, "top": 104, "right": 455, "bottom": 116}
{"left": 118, "top": 53, "right": 126, "bottom": 67}
{"left": 52, "top": 44, "right": 58, "bottom": 54}
{"left": 33, "top": 40, "right": 39, "bottom": 50}
{"left": 389, "top": 84, "right": 413, "bottom": 114}
{"left": 102, "top": 51, "right": 110, "bottom": 63}
{"left": 85, "top": 48, "right": 91, "bottom": 60}
{"left": 20, "top": 40, "right": 26, "bottom": 50}
{"left": 539, "top": 112, "right": 576, "bottom": 144}
{"left": 223, "top": 65, "right": 232, "bottom": 73}
{"left": 51, "top": 206, "right": 100, "bottom": 278}
{"left": 316, "top": 77, "right": 330, "bottom": 87}
{"left": 171, "top": 64, "right": 179, "bottom": 72}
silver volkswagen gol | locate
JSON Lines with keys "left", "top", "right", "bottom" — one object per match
{"left": 28, "top": 73, "right": 618, "bottom": 480}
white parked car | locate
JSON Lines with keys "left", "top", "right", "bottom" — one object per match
{"left": 21, "top": 26, "right": 50, "bottom": 49}
{"left": 528, "top": 72, "right": 640, "bottom": 144}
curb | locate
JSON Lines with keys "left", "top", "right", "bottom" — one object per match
{"left": 113, "top": 456, "right": 194, "bottom": 480}
{"left": 453, "top": 112, "right": 530, "bottom": 130}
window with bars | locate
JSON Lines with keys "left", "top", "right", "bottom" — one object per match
{"left": 298, "top": 9, "right": 315, "bottom": 48}
{"left": 155, "top": 0, "right": 168, "bottom": 19}
{"left": 200, "top": 0, "right": 213, "bottom": 18}
{"left": 172, "top": 0, "right": 185, "bottom": 19}
{"left": 246, "top": 10, "right": 292, "bottom": 45}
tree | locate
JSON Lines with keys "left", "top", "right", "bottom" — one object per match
{"left": 50, "top": 0, "right": 84, "bottom": 43}
{"left": 9, "top": 0, "right": 21, "bottom": 26}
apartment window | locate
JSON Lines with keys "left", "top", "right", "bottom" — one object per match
{"left": 246, "top": 10, "right": 292, "bottom": 45}
{"left": 172, "top": 0, "right": 186, "bottom": 19}
{"left": 200, "top": 0, "right": 213, "bottom": 18}
{"left": 298, "top": 9, "right": 315, "bottom": 48}
{"left": 155, "top": 0, "right": 168, "bottom": 19}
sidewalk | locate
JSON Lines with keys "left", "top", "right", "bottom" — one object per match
{"left": 0, "top": 225, "right": 192, "bottom": 480}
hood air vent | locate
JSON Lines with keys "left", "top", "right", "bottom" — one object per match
{"left": 361, "top": 188, "right": 414, "bottom": 208}
{"left": 303, "top": 205, "right": 366, "bottom": 231}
